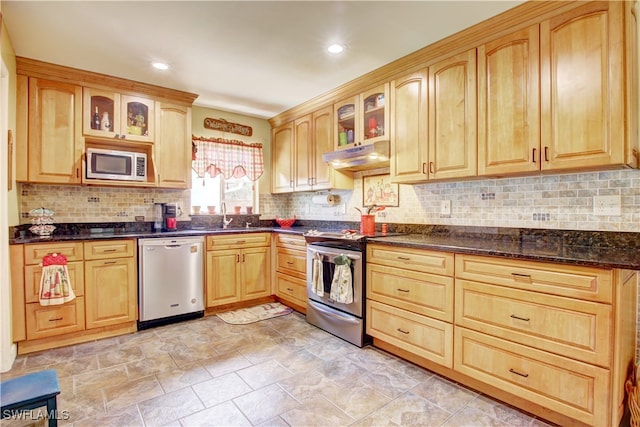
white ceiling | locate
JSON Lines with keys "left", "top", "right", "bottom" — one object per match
{"left": 2, "top": 1, "right": 524, "bottom": 119}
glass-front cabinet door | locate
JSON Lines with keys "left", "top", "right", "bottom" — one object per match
{"left": 121, "top": 95, "right": 154, "bottom": 142}
{"left": 83, "top": 88, "right": 121, "bottom": 138}
{"left": 333, "top": 95, "right": 359, "bottom": 150}
{"left": 83, "top": 89, "right": 154, "bottom": 142}
{"left": 360, "top": 83, "right": 389, "bottom": 145}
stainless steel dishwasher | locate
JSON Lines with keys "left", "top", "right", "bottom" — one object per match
{"left": 138, "top": 236, "right": 205, "bottom": 329}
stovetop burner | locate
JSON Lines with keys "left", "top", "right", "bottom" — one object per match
{"left": 303, "top": 229, "right": 402, "bottom": 247}
{"left": 304, "top": 229, "right": 366, "bottom": 240}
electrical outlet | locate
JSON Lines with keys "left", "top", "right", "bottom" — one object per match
{"left": 440, "top": 200, "right": 451, "bottom": 215}
{"left": 593, "top": 195, "right": 621, "bottom": 216}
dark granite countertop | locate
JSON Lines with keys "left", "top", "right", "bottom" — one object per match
{"left": 368, "top": 234, "right": 640, "bottom": 270}
{"left": 10, "top": 221, "right": 640, "bottom": 270}
{"left": 10, "top": 227, "right": 280, "bottom": 245}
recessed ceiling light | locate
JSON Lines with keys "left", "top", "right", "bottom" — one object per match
{"left": 152, "top": 62, "right": 169, "bottom": 70}
{"left": 327, "top": 44, "right": 344, "bottom": 54}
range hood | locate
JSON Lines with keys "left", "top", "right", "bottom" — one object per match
{"left": 322, "top": 140, "right": 390, "bottom": 172}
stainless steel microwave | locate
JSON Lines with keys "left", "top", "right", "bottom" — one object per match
{"left": 86, "top": 147, "right": 147, "bottom": 182}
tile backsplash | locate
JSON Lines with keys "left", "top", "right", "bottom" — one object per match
{"left": 19, "top": 168, "right": 640, "bottom": 232}
{"left": 265, "top": 168, "right": 640, "bottom": 233}
{"left": 19, "top": 184, "right": 191, "bottom": 224}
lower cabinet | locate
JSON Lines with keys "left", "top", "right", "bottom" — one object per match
{"left": 12, "top": 239, "right": 138, "bottom": 354}
{"left": 366, "top": 244, "right": 454, "bottom": 367}
{"left": 25, "top": 297, "right": 86, "bottom": 340}
{"left": 366, "top": 247, "right": 637, "bottom": 427}
{"left": 274, "top": 234, "right": 307, "bottom": 311}
{"left": 206, "top": 233, "right": 271, "bottom": 307}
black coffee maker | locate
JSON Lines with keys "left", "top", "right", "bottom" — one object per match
{"left": 163, "top": 203, "right": 178, "bottom": 231}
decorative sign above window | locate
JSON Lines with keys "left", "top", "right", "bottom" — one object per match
{"left": 204, "top": 118, "right": 253, "bottom": 137}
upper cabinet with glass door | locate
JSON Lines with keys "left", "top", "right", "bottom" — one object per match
{"left": 333, "top": 83, "right": 389, "bottom": 150}
{"left": 83, "top": 88, "right": 155, "bottom": 143}
{"left": 360, "top": 84, "right": 389, "bottom": 145}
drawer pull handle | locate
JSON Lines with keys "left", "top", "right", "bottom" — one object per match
{"left": 511, "top": 273, "right": 531, "bottom": 280}
{"left": 49, "top": 317, "right": 63, "bottom": 322}
{"left": 104, "top": 261, "right": 116, "bottom": 265}
{"left": 396, "top": 328, "right": 410, "bottom": 335}
{"left": 102, "top": 249, "right": 118, "bottom": 253}
{"left": 510, "top": 314, "right": 530, "bottom": 322}
{"left": 397, "top": 288, "right": 410, "bottom": 293}
{"left": 509, "top": 368, "right": 529, "bottom": 378}
{"left": 397, "top": 256, "right": 411, "bottom": 261}
{"left": 235, "top": 240, "right": 246, "bottom": 244}
{"left": 286, "top": 287, "right": 294, "bottom": 292}
{"left": 287, "top": 261, "right": 294, "bottom": 265}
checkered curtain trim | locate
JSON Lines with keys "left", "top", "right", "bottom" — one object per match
{"left": 192, "top": 136, "right": 264, "bottom": 181}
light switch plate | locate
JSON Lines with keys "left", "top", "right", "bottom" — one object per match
{"left": 593, "top": 195, "right": 621, "bottom": 216}
{"left": 440, "top": 200, "right": 451, "bottom": 215}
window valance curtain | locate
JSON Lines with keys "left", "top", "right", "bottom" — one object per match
{"left": 192, "top": 135, "right": 264, "bottom": 181}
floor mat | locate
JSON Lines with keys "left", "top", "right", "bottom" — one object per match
{"left": 216, "top": 302, "right": 293, "bottom": 325}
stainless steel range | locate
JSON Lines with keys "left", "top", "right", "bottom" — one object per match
{"left": 304, "top": 229, "right": 389, "bottom": 347}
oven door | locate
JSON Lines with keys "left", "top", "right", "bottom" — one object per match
{"left": 306, "top": 244, "right": 363, "bottom": 317}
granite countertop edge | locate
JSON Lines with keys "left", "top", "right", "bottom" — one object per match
{"left": 10, "top": 225, "right": 640, "bottom": 270}
{"left": 368, "top": 234, "right": 640, "bottom": 270}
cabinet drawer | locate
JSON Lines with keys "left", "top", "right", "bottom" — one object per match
{"left": 367, "top": 263, "right": 453, "bottom": 322}
{"left": 455, "top": 254, "right": 612, "bottom": 303}
{"left": 24, "top": 242, "right": 84, "bottom": 265}
{"left": 84, "top": 239, "right": 135, "bottom": 260}
{"left": 367, "top": 300, "right": 453, "bottom": 368}
{"left": 276, "top": 248, "right": 306, "bottom": 277}
{"left": 455, "top": 279, "right": 612, "bottom": 366}
{"left": 454, "top": 327, "right": 609, "bottom": 427}
{"left": 276, "top": 234, "right": 306, "bottom": 250}
{"left": 24, "top": 261, "right": 85, "bottom": 303}
{"left": 207, "top": 233, "right": 269, "bottom": 250}
{"left": 276, "top": 272, "right": 307, "bottom": 306}
{"left": 25, "top": 297, "right": 85, "bottom": 340}
{"left": 367, "top": 244, "right": 453, "bottom": 276}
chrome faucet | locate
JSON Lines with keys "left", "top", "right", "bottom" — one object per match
{"left": 220, "top": 202, "right": 233, "bottom": 229}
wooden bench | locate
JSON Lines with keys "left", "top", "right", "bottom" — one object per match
{"left": 1, "top": 369, "right": 61, "bottom": 427}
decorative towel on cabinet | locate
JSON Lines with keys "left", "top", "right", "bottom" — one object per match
{"left": 330, "top": 254, "right": 353, "bottom": 304}
{"left": 39, "top": 253, "right": 75, "bottom": 306}
{"left": 311, "top": 251, "right": 324, "bottom": 296}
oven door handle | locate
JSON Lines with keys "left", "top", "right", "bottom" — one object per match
{"left": 308, "top": 248, "right": 361, "bottom": 261}
{"left": 308, "top": 300, "right": 360, "bottom": 324}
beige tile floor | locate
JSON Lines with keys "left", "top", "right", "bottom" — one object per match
{"left": 1, "top": 311, "right": 554, "bottom": 427}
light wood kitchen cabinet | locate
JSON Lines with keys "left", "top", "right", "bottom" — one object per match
{"left": 368, "top": 245, "right": 636, "bottom": 427}
{"left": 206, "top": 233, "right": 271, "bottom": 307}
{"left": 428, "top": 48, "right": 477, "bottom": 180}
{"left": 271, "top": 122, "right": 294, "bottom": 193}
{"left": 274, "top": 234, "right": 307, "bottom": 311}
{"left": 478, "top": 26, "right": 541, "bottom": 176}
{"left": 25, "top": 298, "right": 86, "bottom": 341}
{"left": 83, "top": 88, "right": 154, "bottom": 142}
{"left": 389, "top": 49, "right": 477, "bottom": 184}
{"left": 541, "top": 2, "right": 631, "bottom": 171}
{"left": 84, "top": 240, "right": 137, "bottom": 329}
{"left": 455, "top": 327, "right": 610, "bottom": 426}
{"left": 16, "top": 57, "right": 197, "bottom": 188}
{"left": 274, "top": 108, "right": 351, "bottom": 194}
{"left": 24, "top": 77, "right": 83, "bottom": 184}
{"left": 293, "top": 114, "right": 313, "bottom": 192}
{"left": 155, "top": 102, "right": 192, "bottom": 188}
{"left": 366, "top": 244, "right": 455, "bottom": 368}
{"left": 454, "top": 253, "right": 635, "bottom": 427}
{"left": 21, "top": 241, "right": 86, "bottom": 341}
{"left": 13, "top": 240, "right": 137, "bottom": 354}
{"left": 390, "top": 70, "right": 428, "bottom": 184}
{"left": 334, "top": 83, "right": 389, "bottom": 150}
